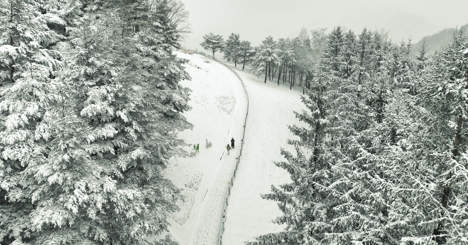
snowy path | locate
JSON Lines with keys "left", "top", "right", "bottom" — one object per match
{"left": 222, "top": 69, "right": 306, "bottom": 244}
{"left": 163, "top": 52, "right": 248, "bottom": 245}
{"left": 188, "top": 60, "right": 247, "bottom": 245}
{"left": 164, "top": 53, "right": 304, "bottom": 245}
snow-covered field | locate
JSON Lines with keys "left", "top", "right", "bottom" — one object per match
{"left": 165, "top": 51, "right": 305, "bottom": 244}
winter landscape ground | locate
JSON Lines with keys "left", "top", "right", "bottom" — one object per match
{"left": 164, "top": 51, "right": 306, "bottom": 244}
{"left": 5, "top": 1, "right": 468, "bottom": 245}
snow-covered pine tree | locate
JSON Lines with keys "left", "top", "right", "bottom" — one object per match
{"left": 238, "top": 40, "right": 256, "bottom": 71}
{"left": 252, "top": 36, "right": 279, "bottom": 83}
{"left": 200, "top": 32, "right": 224, "bottom": 59}
{"left": 276, "top": 38, "right": 294, "bottom": 86}
{"left": 1, "top": 0, "right": 192, "bottom": 244}
{"left": 408, "top": 38, "right": 431, "bottom": 95}
{"left": 0, "top": 0, "right": 63, "bottom": 243}
{"left": 322, "top": 26, "right": 344, "bottom": 75}
{"left": 399, "top": 29, "right": 468, "bottom": 244}
{"left": 340, "top": 30, "right": 357, "bottom": 80}
{"left": 296, "top": 33, "right": 316, "bottom": 92}
{"left": 354, "top": 28, "right": 372, "bottom": 99}
{"left": 287, "top": 37, "right": 302, "bottom": 89}
{"left": 223, "top": 33, "right": 241, "bottom": 67}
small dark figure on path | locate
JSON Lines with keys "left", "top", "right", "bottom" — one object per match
{"left": 226, "top": 144, "right": 231, "bottom": 155}
{"left": 231, "top": 137, "right": 235, "bottom": 148}
{"left": 196, "top": 143, "right": 200, "bottom": 152}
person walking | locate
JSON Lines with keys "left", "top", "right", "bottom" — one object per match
{"left": 226, "top": 144, "right": 231, "bottom": 155}
{"left": 231, "top": 137, "right": 235, "bottom": 149}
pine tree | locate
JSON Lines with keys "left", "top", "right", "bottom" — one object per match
{"left": 223, "top": 33, "right": 241, "bottom": 67}
{"left": 276, "top": 38, "right": 294, "bottom": 86}
{"left": 0, "top": 0, "right": 62, "bottom": 243}
{"left": 200, "top": 32, "right": 224, "bottom": 59}
{"left": 253, "top": 36, "right": 279, "bottom": 83}
{"left": 1, "top": 0, "right": 192, "bottom": 244}
{"left": 401, "top": 29, "right": 468, "bottom": 244}
{"left": 355, "top": 28, "right": 372, "bottom": 99}
{"left": 417, "top": 38, "right": 429, "bottom": 63}
{"left": 238, "top": 40, "right": 256, "bottom": 71}
{"left": 322, "top": 26, "right": 344, "bottom": 73}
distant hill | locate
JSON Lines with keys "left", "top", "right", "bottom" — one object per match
{"left": 411, "top": 23, "right": 468, "bottom": 57}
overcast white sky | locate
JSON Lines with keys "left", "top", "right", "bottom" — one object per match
{"left": 180, "top": 0, "right": 468, "bottom": 51}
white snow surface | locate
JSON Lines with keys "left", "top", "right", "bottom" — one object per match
{"left": 165, "top": 51, "right": 305, "bottom": 245}
{"left": 221, "top": 69, "right": 306, "bottom": 244}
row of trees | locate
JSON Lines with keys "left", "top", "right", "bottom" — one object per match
{"left": 0, "top": 0, "right": 191, "bottom": 244}
{"left": 200, "top": 32, "right": 256, "bottom": 71}
{"left": 246, "top": 27, "right": 468, "bottom": 244}
{"left": 200, "top": 28, "right": 329, "bottom": 90}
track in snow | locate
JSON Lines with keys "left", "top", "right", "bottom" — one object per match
{"left": 222, "top": 69, "right": 306, "bottom": 244}
{"left": 189, "top": 61, "right": 248, "bottom": 245}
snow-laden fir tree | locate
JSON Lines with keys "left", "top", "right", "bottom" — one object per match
{"left": 1, "top": 0, "right": 192, "bottom": 244}
{"left": 0, "top": 0, "right": 62, "bottom": 243}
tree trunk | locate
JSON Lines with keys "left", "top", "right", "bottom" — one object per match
{"left": 264, "top": 64, "right": 267, "bottom": 83}
{"left": 272, "top": 62, "right": 277, "bottom": 79}
{"left": 277, "top": 63, "right": 282, "bottom": 86}
{"left": 290, "top": 65, "right": 296, "bottom": 90}
{"left": 289, "top": 68, "right": 293, "bottom": 89}
{"left": 300, "top": 71, "right": 303, "bottom": 87}
{"left": 242, "top": 59, "right": 246, "bottom": 70}
{"left": 234, "top": 60, "right": 237, "bottom": 67}
{"left": 283, "top": 64, "right": 287, "bottom": 84}
{"left": 268, "top": 61, "right": 271, "bottom": 80}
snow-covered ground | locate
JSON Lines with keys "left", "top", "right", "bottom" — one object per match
{"left": 221, "top": 69, "right": 306, "bottom": 244}
{"left": 164, "top": 51, "right": 247, "bottom": 244}
{"left": 165, "top": 52, "right": 305, "bottom": 244}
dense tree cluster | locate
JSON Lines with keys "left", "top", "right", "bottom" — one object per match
{"left": 245, "top": 27, "right": 468, "bottom": 245}
{"left": 200, "top": 32, "right": 256, "bottom": 70}
{"left": 0, "top": 0, "right": 191, "bottom": 244}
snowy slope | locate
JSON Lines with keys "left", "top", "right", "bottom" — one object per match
{"left": 164, "top": 51, "right": 247, "bottom": 244}
{"left": 221, "top": 70, "right": 306, "bottom": 244}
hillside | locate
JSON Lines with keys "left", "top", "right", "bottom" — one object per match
{"left": 411, "top": 23, "right": 468, "bottom": 57}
